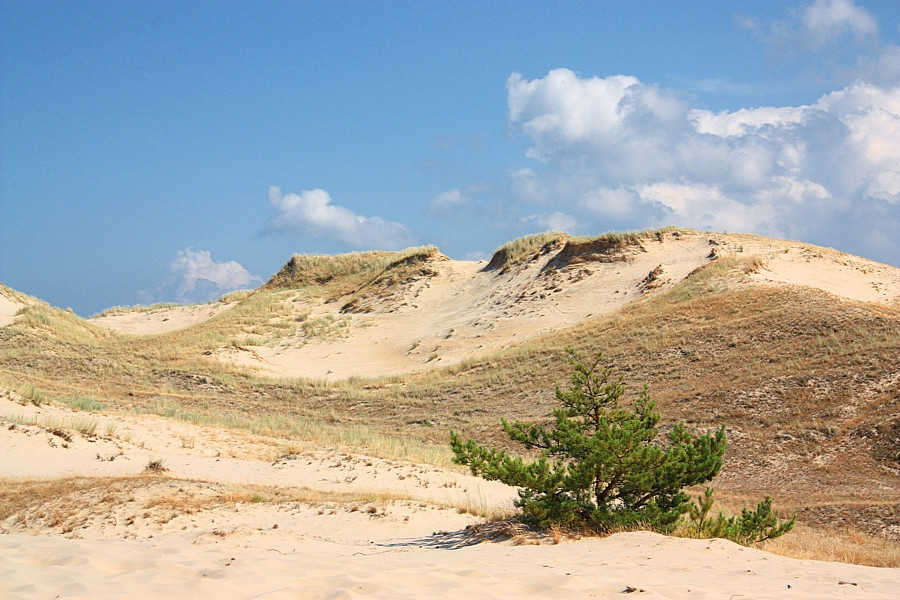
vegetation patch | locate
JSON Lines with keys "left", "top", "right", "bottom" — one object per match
{"left": 62, "top": 392, "right": 104, "bottom": 412}
{"left": 485, "top": 232, "right": 568, "bottom": 272}
{"left": 452, "top": 351, "right": 794, "bottom": 545}
{"left": 553, "top": 227, "right": 686, "bottom": 268}
{"left": 264, "top": 246, "right": 440, "bottom": 299}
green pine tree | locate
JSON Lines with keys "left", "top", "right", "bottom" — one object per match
{"left": 450, "top": 350, "right": 728, "bottom": 533}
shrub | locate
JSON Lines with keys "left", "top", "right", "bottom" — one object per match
{"left": 688, "top": 487, "right": 795, "bottom": 544}
{"left": 450, "top": 350, "right": 727, "bottom": 533}
{"left": 144, "top": 458, "right": 167, "bottom": 473}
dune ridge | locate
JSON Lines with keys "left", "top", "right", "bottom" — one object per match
{"left": 3, "top": 229, "right": 900, "bottom": 598}
{"left": 91, "top": 230, "right": 900, "bottom": 380}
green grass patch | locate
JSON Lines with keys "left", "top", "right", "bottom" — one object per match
{"left": 62, "top": 392, "right": 104, "bottom": 412}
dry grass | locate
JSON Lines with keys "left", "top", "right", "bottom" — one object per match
{"left": 0, "top": 475, "right": 502, "bottom": 535}
{"left": 130, "top": 397, "right": 457, "bottom": 467}
{"left": 94, "top": 302, "right": 180, "bottom": 318}
{"left": 762, "top": 523, "right": 900, "bottom": 568}
{"left": 264, "top": 246, "right": 440, "bottom": 298}
{"left": 1, "top": 413, "right": 101, "bottom": 438}
{"left": 1, "top": 231, "right": 898, "bottom": 565}
{"left": 485, "top": 232, "right": 568, "bottom": 272}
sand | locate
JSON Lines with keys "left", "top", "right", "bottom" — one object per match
{"left": 89, "top": 232, "right": 900, "bottom": 381}
{"left": 4, "top": 530, "right": 898, "bottom": 599}
{"left": 0, "top": 288, "right": 27, "bottom": 328}
{"left": 6, "top": 234, "right": 900, "bottom": 597}
{"left": 90, "top": 303, "right": 234, "bottom": 335}
{"left": 748, "top": 241, "right": 900, "bottom": 304}
{"left": 2, "top": 394, "right": 899, "bottom": 599}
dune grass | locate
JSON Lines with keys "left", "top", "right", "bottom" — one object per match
{"left": 485, "top": 227, "right": 688, "bottom": 273}
{"left": 93, "top": 302, "right": 181, "bottom": 318}
{"left": 761, "top": 522, "right": 900, "bottom": 568}
{"left": 131, "top": 397, "right": 456, "bottom": 467}
{"left": 264, "top": 246, "right": 440, "bottom": 296}
{"left": 61, "top": 392, "right": 104, "bottom": 412}
{"left": 1, "top": 412, "right": 100, "bottom": 437}
{"left": 1, "top": 231, "right": 899, "bottom": 565}
{"left": 485, "top": 232, "right": 568, "bottom": 271}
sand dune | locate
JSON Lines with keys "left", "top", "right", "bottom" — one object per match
{"left": 5, "top": 232, "right": 900, "bottom": 598}
{"left": 2, "top": 394, "right": 898, "bottom": 599}
{"left": 90, "top": 232, "right": 900, "bottom": 380}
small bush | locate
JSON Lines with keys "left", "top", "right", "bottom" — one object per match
{"left": 687, "top": 488, "right": 795, "bottom": 545}
{"left": 144, "top": 458, "right": 167, "bottom": 473}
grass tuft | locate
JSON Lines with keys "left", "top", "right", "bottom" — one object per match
{"left": 62, "top": 392, "right": 104, "bottom": 412}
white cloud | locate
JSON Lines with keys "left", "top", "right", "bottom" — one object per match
{"left": 170, "top": 248, "right": 262, "bottom": 301}
{"left": 750, "top": 0, "right": 895, "bottom": 88}
{"left": 265, "top": 186, "right": 414, "bottom": 250}
{"left": 865, "top": 170, "right": 900, "bottom": 203}
{"left": 505, "top": 68, "right": 900, "bottom": 263}
{"left": 428, "top": 188, "right": 471, "bottom": 216}
{"left": 762, "top": 0, "right": 879, "bottom": 55}
{"left": 852, "top": 44, "right": 900, "bottom": 87}
{"left": 506, "top": 70, "right": 691, "bottom": 180}
{"left": 800, "top": 0, "right": 878, "bottom": 48}
{"left": 637, "top": 182, "right": 762, "bottom": 234}
{"left": 525, "top": 211, "right": 578, "bottom": 232}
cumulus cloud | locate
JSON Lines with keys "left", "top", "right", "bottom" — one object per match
{"left": 265, "top": 186, "right": 414, "bottom": 250}
{"left": 753, "top": 0, "right": 897, "bottom": 87}
{"left": 505, "top": 67, "right": 900, "bottom": 263}
{"left": 171, "top": 248, "right": 262, "bottom": 301}
{"left": 427, "top": 184, "right": 493, "bottom": 219}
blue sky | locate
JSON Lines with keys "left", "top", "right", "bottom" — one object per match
{"left": 2, "top": 0, "right": 899, "bottom": 315}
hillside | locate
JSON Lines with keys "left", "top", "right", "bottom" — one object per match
{"left": 2, "top": 229, "right": 900, "bottom": 596}
{"left": 90, "top": 229, "right": 900, "bottom": 380}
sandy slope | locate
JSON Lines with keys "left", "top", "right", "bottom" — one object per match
{"left": 90, "top": 303, "right": 234, "bottom": 335}
{"left": 216, "top": 234, "right": 722, "bottom": 379}
{"left": 0, "top": 288, "right": 28, "bottom": 328}
{"left": 91, "top": 232, "right": 900, "bottom": 380}
{"left": 2, "top": 393, "right": 898, "bottom": 599}
{"left": 5, "top": 234, "right": 900, "bottom": 597}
